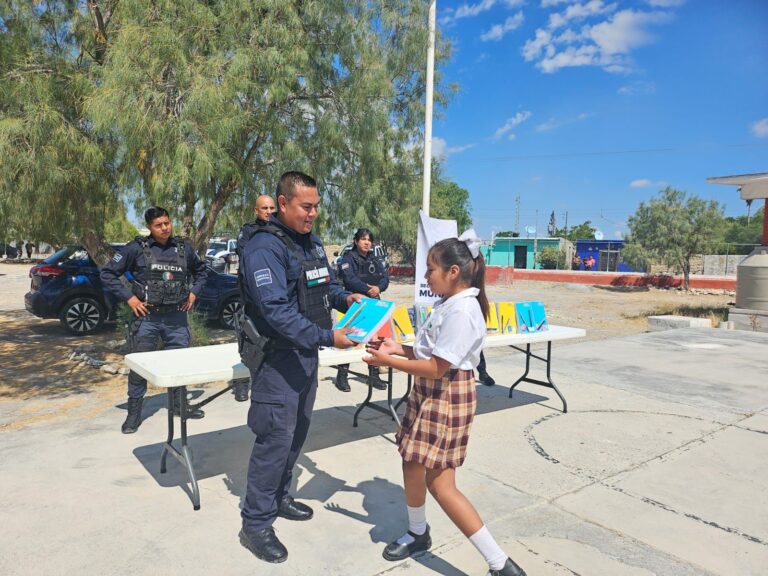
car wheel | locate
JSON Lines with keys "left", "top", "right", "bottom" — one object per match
{"left": 219, "top": 297, "right": 243, "bottom": 330}
{"left": 59, "top": 297, "right": 105, "bottom": 335}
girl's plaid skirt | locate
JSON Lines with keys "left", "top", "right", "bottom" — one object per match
{"left": 396, "top": 368, "right": 476, "bottom": 469}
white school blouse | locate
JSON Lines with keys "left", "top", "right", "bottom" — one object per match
{"left": 412, "top": 288, "right": 486, "bottom": 371}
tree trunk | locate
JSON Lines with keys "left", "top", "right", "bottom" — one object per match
{"left": 191, "top": 178, "right": 238, "bottom": 255}
{"left": 81, "top": 227, "right": 115, "bottom": 268}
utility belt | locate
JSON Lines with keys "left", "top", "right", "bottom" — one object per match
{"left": 146, "top": 303, "right": 181, "bottom": 314}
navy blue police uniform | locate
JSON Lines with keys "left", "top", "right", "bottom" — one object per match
{"left": 334, "top": 247, "right": 390, "bottom": 391}
{"left": 100, "top": 235, "right": 207, "bottom": 401}
{"left": 239, "top": 215, "right": 350, "bottom": 534}
{"left": 337, "top": 248, "right": 389, "bottom": 295}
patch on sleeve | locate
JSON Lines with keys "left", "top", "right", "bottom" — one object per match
{"left": 315, "top": 246, "right": 326, "bottom": 258}
{"left": 340, "top": 263, "right": 350, "bottom": 270}
{"left": 112, "top": 253, "right": 123, "bottom": 263}
{"left": 254, "top": 268, "right": 273, "bottom": 287}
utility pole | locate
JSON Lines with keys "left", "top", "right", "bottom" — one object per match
{"left": 421, "top": 0, "right": 436, "bottom": 215}
{"left": 515, "top": 195, "right": 520, "bottom": 235}
{"left": 564, "top": 211, "right": 569, "bottom": 237}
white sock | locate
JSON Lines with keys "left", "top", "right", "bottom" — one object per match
{"left": 469, "top": 525, "right": 507, "bottom": 571}
{"left": 396, "top": 504, "right": 427, "bottom": 545}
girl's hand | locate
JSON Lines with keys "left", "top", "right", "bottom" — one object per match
{"left": 369, "top": 337, "right": 399, "bottom": 356}
{"left": 363, "top": 344, "right": 390, "bottom": 368}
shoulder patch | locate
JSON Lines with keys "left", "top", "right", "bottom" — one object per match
{"left": 340, "top": 263, "right": 350, "bottom": 270}
{"left": 254, "top": 268, "right": 273, "bottom": 287}
{"left": 112, "top": 253, "right": 123, "bottom": 263}
{"left": 315, "top": 246, "right": 325, "bottom": 258}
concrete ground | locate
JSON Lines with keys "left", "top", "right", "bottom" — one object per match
{"left": 1, "top": 327, "right": 766, "bottom": 576}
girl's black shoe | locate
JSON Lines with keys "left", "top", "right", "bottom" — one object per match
{"left": 488, "top": 557, "right": 526, "bottom": 576}
{"left": 383, "top": 525, "right": 432, "bottom": 561}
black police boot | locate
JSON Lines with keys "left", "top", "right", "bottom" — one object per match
{"left": 477, "top": 370, "right": 496, "bottom": 386}
{"left": 335, "top": 369, "right": 351, "bottom": 392}
{"left": 382, "top": 525, "right": 432, "bottom": 561}
{"left": 369, "top": 365, "right": 388, "bottom": 390}
{"left": 121, "top": 397, "right": 144, "bottom": 434}
{"left": 277, "top": 495, "right": 313, "bottom": 521}
{"left": 239, "top": 527, "right": 288, "bottom": 564}
{"left": 171, "top": 389, "right": 205, "bottom": 419}
{"left": 489, "top": 557, "right": 527, "bottom": 576}
{"left": 231, "top": 378, "right": 249, "bottom": 402}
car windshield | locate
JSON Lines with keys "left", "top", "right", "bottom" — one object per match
{"left": 43, "top": 246, "right": 89, "bottom": 264}
{"left": 208, "top": 242, "right": 227, "bottom": 252}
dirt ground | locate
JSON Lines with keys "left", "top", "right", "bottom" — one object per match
{"left": 0, "top": 261, "right": 733, "bottom": 432}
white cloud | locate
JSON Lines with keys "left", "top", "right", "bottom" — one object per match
{"left": 617, "top": 80, "right": 656, "bottom": 95}
{"left": 646, "top": 0, "right": 685, "bottom": 6}
{"left": 494, "top": 111, "right": 533, "bottom": 140}
{"left": 751, "top": 117, "right": 768, "bottom": 138}
{"left": 523, "top": 4, "right": 676, "bottom": 74}
{"left": 541, "top": 0, "right": 572, "bottom": 6}
{"left": 431, "top": 137, "right": 476, "bottom": 159}
{"left": 441, "top": 0, "right": 497, "bottom": 24}
{"left": 630, "top": 178, "right": 667, "bottom": 188}
{"left": 481, "top": 11, "right": 525, "bottom": 41}
{"left": 589, "top": 9, "right": 671, "bottom": 55}
{"left": 534, "top": 112, "right": 590, "bottom": 132}
{"left": 548, "top": 0, "right": 617, "bottom": 30}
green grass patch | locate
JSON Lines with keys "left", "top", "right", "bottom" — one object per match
{"left": 623, "top": 305, "right": 729, "bottom": 327}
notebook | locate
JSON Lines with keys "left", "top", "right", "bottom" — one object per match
{"left": 496, "top": 302, "right": 518, "bottom": 335}
{"left": 336, "top": 297, "right": 396, "bottom": 343}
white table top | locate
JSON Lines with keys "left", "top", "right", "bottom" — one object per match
{"left": 124, "top": 325, "right": 585, "bottom": 388}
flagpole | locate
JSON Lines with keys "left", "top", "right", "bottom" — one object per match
{"left": 422, "top": 0, "right": 436, "bottom": 216}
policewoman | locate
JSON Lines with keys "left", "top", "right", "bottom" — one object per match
{"left": 238, "top": 172, "right": 360, "bottom": 564}
{"left": 100, "top": 207, "right": 207, "bottom": 434}
{"left": 334, "top": 227, "right": 390, "bottom": 392}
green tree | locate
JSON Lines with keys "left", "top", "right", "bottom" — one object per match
{"left": 536, "top": 245, "right": 566, "bottom": 270}
{"left": 555, "top": 220, "right": 597, "bottom": 241}
{"left": 623, "top": 187, "right": 725, "bottom": 290}
{"left": 430, "top": 161, "right": 472, "bottom": 233}
{"left": 718, "top": 205, "right": 764, "bottom": 254}
{"left": 1, "top": 1, "right": 452, "bottom": 264}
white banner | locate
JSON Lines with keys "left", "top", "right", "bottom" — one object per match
{"left": 414, "top": 210, "right": 457, "bottom": 304}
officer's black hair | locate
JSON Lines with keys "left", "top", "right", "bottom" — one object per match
{"left": 144, "top": 206, "right": 170, "bottom": 225}
{"left": 353, "top": 228, "right": 375, "bottom": 245}
{"left": 428, "top": 238, "right": 490, "bottom": 320}
{"left": 275, "top": 171, "right": 317, "bottom": 202}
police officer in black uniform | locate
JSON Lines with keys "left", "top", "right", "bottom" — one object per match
{"left": 334, "top": 227, "right": 390, "bottom": 392}
{"left": 101, "top": 207, "right": 208, "bottom": 434}
{"left": 237, "top": 172, "right": 360, "bottom": 564}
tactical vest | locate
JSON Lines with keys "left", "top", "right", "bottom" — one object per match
{"left": 237, "top": 221, "right": 333, "bottom": 331}
{"left": 133, "top": 236, "right": 189, "bottom": 306}
{"left": 350, "top": 250, "right": 383, "bottom": 286}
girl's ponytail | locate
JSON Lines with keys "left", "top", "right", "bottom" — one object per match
{"left": 472, "top": 254, "right": 490, "bottom": 321}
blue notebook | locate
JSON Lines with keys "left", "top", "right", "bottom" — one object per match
{"left": 336, "top": 298, "right": 396, "bottom": 343}
{"left": 515, "top": 301, "right": 549, "bottom": 334}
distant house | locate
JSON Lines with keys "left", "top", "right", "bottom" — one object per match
{"left": 481, "top": 237, "right": 565, "bottom": 269}
{"left": 574, "top": 239, "right": 638, "bottom": 272}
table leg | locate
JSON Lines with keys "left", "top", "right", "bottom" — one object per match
{"left": 385, "top": 368, "right": 400, "bottom": 426}
{"left": 353, "top": 370, "right": 375, "bottom": 428}
{"left": 508, "top": 342, "right": 567, "bottom": 413}
{"left": 159, "top": 386, "right": 201, "bottom": 510}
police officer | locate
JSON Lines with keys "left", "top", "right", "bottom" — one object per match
{"left": 335, "top": 227, "right": 390, "bottom": 392}
{"left": 101, "top": 207, "right": 208, "bottom": 434}
{"left": 238, "top": 172, "right": 360, "bottom": 564}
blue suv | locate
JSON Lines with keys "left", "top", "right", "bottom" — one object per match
{"left": 25, "top": 245, "right": 243, "bottom": 334}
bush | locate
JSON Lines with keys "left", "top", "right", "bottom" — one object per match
{"left": 536, "top": 246, "right": 566, "bottom": 270}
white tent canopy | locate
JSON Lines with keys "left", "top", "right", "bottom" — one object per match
{"left": 707, "top": 172, "right": 768, "bottom": 200}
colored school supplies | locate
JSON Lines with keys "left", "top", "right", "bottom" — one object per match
{"left": 390, "top": 305, "right": 416, "bottom": 343}
{"left": 335, "top": 297, "right": 396, "bottom": 343}
{"left": 514, "top": 301, "right": 549, "bottom": 334}
{"left": 485, "top": 301, "right": 500, "bottom": 333}
{"left": 496, "top": 302, "right": 518, "bottom": 334}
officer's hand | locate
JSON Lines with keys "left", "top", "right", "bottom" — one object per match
{"left": 367, "top": 285, "right": 380, "bottom": 298}
{"left": 332, "top": 328, "right": 357, "bottom": 349}
{"left": 180, "top": 292, "right": 196, "bottom": 312}
{"left": 127, "top": 295, "right": 148, "bottom": 317}
{"left": 345, "top": 293, "right": 363, "bottom": 307}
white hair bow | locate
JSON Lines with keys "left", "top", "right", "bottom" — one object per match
{"left": 458, "top": 228, "right": 482, "bottom": 259}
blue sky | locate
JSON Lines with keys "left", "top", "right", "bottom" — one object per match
{"left": 431, "top": 0, "right": 768, "bottom": 239}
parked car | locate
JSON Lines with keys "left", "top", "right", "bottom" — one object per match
{"left": 25, "top": 245, "right": 243, "bottom": 334}
{"left": 206, "top": 237, "right": 238, "bottom": 273}
{"left": 333, "top": 243, "right": 388, "bottom": 268}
